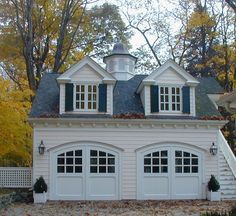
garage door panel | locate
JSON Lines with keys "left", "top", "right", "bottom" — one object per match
{"left": 142, "top": 176, "right": 169, "bottom": 199}
{"left": 88, "top": 176, "right": 117, "bottom": 200}
{"left": 174, "top": 176, "right": 199, "bottom": 196}
{"left": 56, "top": 176, "right": 84, "bottom": 199}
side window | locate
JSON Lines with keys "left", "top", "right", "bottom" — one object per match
{"left": 118, "top": 59, "right": 125, "bottom": 71}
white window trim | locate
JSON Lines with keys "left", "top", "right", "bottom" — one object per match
{"left": 73, "top": 82, "right": 99, "bottom": 112}
{"left": 159, "top": 85, "right": 183, "bottom": 114}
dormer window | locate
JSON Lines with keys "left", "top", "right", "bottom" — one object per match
{"left": 75, "top": 84, "right": 98, "bottom": 111}
{"left": 160, "top": 86, "right": 181, "bottom": 112}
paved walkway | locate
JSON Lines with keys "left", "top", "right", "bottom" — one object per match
{"left": 0, "top": 200, "right": 235, "bottom": 216}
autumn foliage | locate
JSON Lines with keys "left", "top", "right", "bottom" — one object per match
{"left": 0, "top": 78, "right": 32, "bottom": 166}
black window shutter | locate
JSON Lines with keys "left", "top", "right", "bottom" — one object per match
{"left": 182, "top": 86, "right": 190, "bottom": 114}
{"left": 65, "top": 83, "right": 74, "bottom": 112}
{"left": 98, "top": 84, "right": 107, "bottom": 112}
{"left": 150, "top": 85, "right": 159, "bottom": 113}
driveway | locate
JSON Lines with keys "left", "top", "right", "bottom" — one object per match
{"left": 0, "top": 200, "right": 235, "bottom": 216}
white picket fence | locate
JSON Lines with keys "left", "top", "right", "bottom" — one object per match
{"left": 0, "top": 167, "right": 32, "bottom": 188}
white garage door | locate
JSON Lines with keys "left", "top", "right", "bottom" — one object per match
{"left": 137, "top": 145, "right": 202, "bottom": 200}
{"left": 50, "top": 145, "right": 119, "bottom": 200}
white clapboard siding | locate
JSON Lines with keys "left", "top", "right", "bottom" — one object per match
{"left": 70, "top": 65, "right": 103, "bottom": 82}
{"left": 33, "top": 125, "right": 219, "bottom": 200}
{"left": 155, "top": 68, "right": 186, "bottom": 85}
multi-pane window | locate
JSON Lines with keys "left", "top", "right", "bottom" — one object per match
{"left": 75, "top": 84, "right": 97, "bottom": 110}
{"left": 57, "top": 150, "right": 82, "bottom": 173}
{"left": 90, "top": 150, "right": 115, "bottom": 173}
{"left": 175, "top": 150, "right": 198, "bottom": 174}
{"left": 144, "top": 150, "right": 168, "bottom": 173}
{"left": 160, "top": 86, "right": 181, "bottom": 112}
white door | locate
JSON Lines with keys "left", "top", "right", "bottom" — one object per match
{"left": 51, "top": 145, "right": 119, "bottom": 200}
{"left": 137, "top": 145, "right": 202, "bottom": 200}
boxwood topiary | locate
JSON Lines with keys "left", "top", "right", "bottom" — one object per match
{"left": 33, "top": 176, "right": 47, "bottom": 193}
{"left": 208, "top": 175, "right": 220, "bottom": 192}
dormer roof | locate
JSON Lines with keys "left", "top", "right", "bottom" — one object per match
{"left": 137, "top": 59, "right": 199, "bottom": 93}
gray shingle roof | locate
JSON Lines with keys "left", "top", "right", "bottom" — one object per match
{"left": 29, "top": 73, "right": 224, "bottom": 119}
{"left": 195, "top": 77, "right": 224, "bottom": 117}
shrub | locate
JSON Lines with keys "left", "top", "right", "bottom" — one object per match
{"left": 33, "top": 176, "right": 47, "bottom": 193}
{"left": 208, "top": 175, "right": 220, "bottom": 192}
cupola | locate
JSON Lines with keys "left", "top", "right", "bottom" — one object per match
{"left": 103, "top": 42, "right": 137, "bottom": 81}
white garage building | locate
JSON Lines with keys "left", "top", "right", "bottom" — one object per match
{"left": 29, "top": 42, "right": 236, "bottom": 201}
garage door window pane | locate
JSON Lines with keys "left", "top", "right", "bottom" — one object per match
{"left": 153, "top": 158, "right": 159, "bottom": 165}
{"left": 66, "top": 166, "right": 73, "bottom": 173}
{"left": 66, "top": 158, "right": 73, "bottom": 164}
{"left": 175, "top": 166, "right": 182, "bottom": 173}
{"left": 99, "top": 151, "right": 106, "bottom": 156}
{"left": 144, "top": 150, "right": 168, "bottom": 174}
{"left": 161, "top": 166, "right": 168, "bottom": 173}
{"left": 99, "top": 166, "right": 106, "bottom": 173}
{"left": 90, "top": 150, "right": 97, "bottom": 156}
{"left": 192, "top": 158, "right": 198, "bottom": 165}
{"left": 144, "top": 158, "right": 151, "bottom": 165}
{"left": 144, "top": 166, "right": 151, "bottom": 173}
{"left": 192, "top": 166, "right": 198, "bottom": 173}
{"left": 57, "top": 149, "right": 83, "bottom": 174}
{"left": 175, "top": 150, "right": 198, "bottom": 174}
{"left": 57, "top": 166, "right": 64, "bottom": 173}
{"left": 75, "top": 150, "right": 82, "bottom": 156}
{"left": 90, "top": 158, "right": 97, "bottom": 165}
{"left": 108, "top": 158, "right": 115, "bottom": 165}
{"left": 152, "top": 166, "right": 159, "bottom": 173}
{"left": 75, "top": 166, "right": 82, "bottom": 173}
{"left": 57, "top": 158, "right": 64, "bottom": 165}
{"left": 90, "top": 166, "right": 97, "bottom": 173}
{"left": 108, "top": 166, "right": 115, "bottom": 173}
{"left": 99, "top": 158, "right": 106, "bottom": 165}
{"left": 66, "top": 151, "right": 73, "bottom": 156}
{"left": 90, "top": 150, "right": 115, "bottom": 174}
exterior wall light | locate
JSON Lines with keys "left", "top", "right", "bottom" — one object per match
{"left": 38, "top": 140, "right": 45, "bottom": 155}
{"left": 210, "top": 142, "right": 217, "bottom": 156}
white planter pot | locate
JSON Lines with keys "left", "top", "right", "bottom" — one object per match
{"left": 33, "top": 192, "right": 47, "bottom": 203}
{"left": 207, "top": 191, "right": 221, "bottom": 201}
